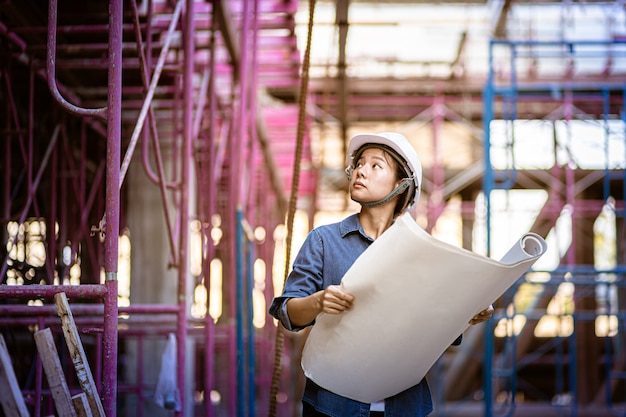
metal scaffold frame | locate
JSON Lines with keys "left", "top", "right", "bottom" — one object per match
{"left": 1, "top": 0, "right": 123, "bottom": 415}
{"left": 0, "top": 1, "right": 310, "bottom": 416}
{"left": 482, "top": 38, "right": 626, "bottom": 417}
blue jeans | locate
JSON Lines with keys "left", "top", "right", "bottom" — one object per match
{"left": 303, "top": 401, "right": 384, "bottom": 417}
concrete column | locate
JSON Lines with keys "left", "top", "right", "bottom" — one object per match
{"left": 123, "top": 139, "right": 196, "bottom": 416}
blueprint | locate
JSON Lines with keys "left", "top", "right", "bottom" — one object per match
{"left": 301, "top": 212, "right": 547, "bottom": 403}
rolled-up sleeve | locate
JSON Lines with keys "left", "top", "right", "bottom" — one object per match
{"left": 268, "top": 296, "right": 301, "bottom": 331}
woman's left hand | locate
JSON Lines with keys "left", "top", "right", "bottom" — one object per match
{"left": 469, "top": 304, "right": 494, "bottom": 325}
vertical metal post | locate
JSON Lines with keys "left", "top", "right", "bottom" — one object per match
{"left": 556, "top": 334, "right": 564, "bottom": 400}
{"left": 233, "top": 1, "right": 251, "bottom": 414}
{"left": 204, "top": 4, "right": 218, "bottom": 416}
{"left": 103, "top": 0, "right": 123, "bottom": 414}
{"left": 228, "top": 122, "right": 237, "bottom": 415}
{"left": 245, "top": 1, "right": 259, "bottom": 410}
{"left": 569, "top": 316, "right": 578, "bottom": 417}
{"left": 483, "top": 321, "right": 493, "bottom": 417}
{"left": 236, "top": 208, "right": 246, "bottom": 417}
{"left": 47, "top": 124, "right": 58, "bottom": 284}
{"left": 563, "top": 92, "right": 576, "bottom": 268}
{"left": 247, "top": 237, "right": 256, "bottom": 415}
{"left": 247, "top": 0, "right": 260, "bottom": 217}
{"left": 483, "top": 40, "right": 495, "bottom": 257}
{"left": 263, "top": 206, "right": 277, "bottom": 414}
{"left": 482, "top": 39, "right": 495, "bottom": 417}
{"left": 176, "top": 0, "right": 195, "bottom": 415}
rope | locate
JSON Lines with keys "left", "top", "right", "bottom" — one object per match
{"left": 268, "top": 1, "right": 316, "bottom": 415}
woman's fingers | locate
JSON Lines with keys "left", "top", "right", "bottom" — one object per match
{"left": 322, "top": 285, "right": 355, "bottom": 314}
{"left": 469, "top": 304, "right": 494, "bottom": 325}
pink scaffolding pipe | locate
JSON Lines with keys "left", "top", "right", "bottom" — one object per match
{"left": 202, "top": 9, "right": 218, "bottom": 417}
{"left": 228, "top": 0, "right": 255, "bottom": 414}
{"left": 201, "top": 7, "right": 223, "bottom": 415}
{"left": 102, "top": 1, "right": 123, "bottom": 414}
{"left": 47, "top": 131, "right": 57, "bottom": 285}
{"left": 0, "top": 0, "right": 128, "bottom": 414}
{"left": 174, "top": 1, "right": 195, "bottom": 415}
{"left": 0, "top": 303, "right": 180, "bottom": 316}
{"left": 46, "top": 0, "right": 107, "bottom": 120}
{"left": 1, "top": 1, "right": 302, "bottom": 415}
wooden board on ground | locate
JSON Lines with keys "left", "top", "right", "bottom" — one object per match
{"left": 54, "top": 292, "right": 105, "bottom": 417}
{"left": 0, "top": 334, "right": 30, "bottom": 417}
{"left": 72, "top": 393, "right": 93, "bottom": 417}
{"left": 34, "top": 328, "right": 79, "bottom": 417}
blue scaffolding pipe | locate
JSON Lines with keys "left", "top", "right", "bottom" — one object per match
{"left": 491, "top": 83, "right": 626, "bottom": 95}
{"left": 236, "top": 207, "right": 257, "bottom": 417}
{"left": 488, "top": 288, "right": 518, "bottom": 417}
{"left": 236, "top": 207, "right": 246, "bottom": 417}
{"left": 490, "top": 39, "right": 626, "bottom": 47}
{"left": 569, "top": 317, "right": 578, "bottom": 417}
{"left": 484, "top": 316, "right": 494, "bottom": 417}
{"left": 247, "top": 238, "right": 256, "bottom": 414}
{"left": 481, "top": 84, "right": 494, "bottom": 255}
{"left": 483, "top": 37, "right": 626, "bottom": 417}
{"left": 605, "top": 313, "right": 626, "bottom": 416}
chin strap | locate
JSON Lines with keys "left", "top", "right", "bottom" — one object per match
{"left": 358, "top": 177, "right": 413, "bottom": 208}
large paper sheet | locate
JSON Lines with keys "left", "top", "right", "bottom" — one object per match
{"left": 301, "top": 212, "right": 547, "bottom": 403}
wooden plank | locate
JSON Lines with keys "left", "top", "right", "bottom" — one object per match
{"left": 54, "top": 293, "right": 106, "bottom": 417}
{"left": 0, "top": 334, "right": 30, "bottom": 417}
{"left": 33, "top": 328, "right": 78, "bottom": 417}
{"left": 71, "top": 393, "right": 93, "bottom": 417}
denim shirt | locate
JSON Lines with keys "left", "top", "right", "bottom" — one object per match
{"left": 269, "top": 214, "right": 433, "bottom": 417}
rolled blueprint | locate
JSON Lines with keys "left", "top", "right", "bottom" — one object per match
{"left": 301, "top": 212, "right": 547, "bottom": 403}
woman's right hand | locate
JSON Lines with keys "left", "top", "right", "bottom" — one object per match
{"left": 286, "top": 285, "right": 356, "bottom": 327}
{"left": 319, "top": 285, "right": 355, "bottom": 314}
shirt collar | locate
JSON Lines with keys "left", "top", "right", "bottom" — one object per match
{"left": 339, "top": 213, "right": 372, "bottom": 241}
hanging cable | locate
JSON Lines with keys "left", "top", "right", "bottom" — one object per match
{"left": 268, "top": 1, "right": 316, "bottom": 415}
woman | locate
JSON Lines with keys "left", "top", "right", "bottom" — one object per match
{"left": 269, "top": 132, "right": 494, "bottom": 417}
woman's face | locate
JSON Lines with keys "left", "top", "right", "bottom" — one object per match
{"left": 349, "top": 147, "right": 401, "bottom": 206}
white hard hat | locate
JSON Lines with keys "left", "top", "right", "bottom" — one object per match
{"left": 346, "top": 132, "right": 422, "bottom": 210}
